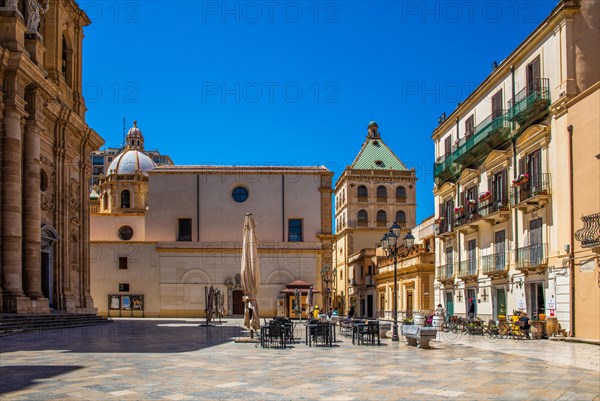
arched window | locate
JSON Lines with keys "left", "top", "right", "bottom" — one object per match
{"left": 396, "top": 186, "right": 407, "bottom": 202}
{"left": 376, "top": 210, "right": 387, "bottom": 227}
{"left": 121, "top": 190, "right": 131, "bottom": 208}
{"left": 357, "top": 210, "right": 368, "bottom": 227}
{"left": 396, "top": 211, "right": 407, "bottom": 227}
{"left": 377, "top": 186, "right": 387, "bottom": 202}
{"left": 357, "top": 185, "right": 368, "bottom": 201}
{"left": 102, "top": 192, "right": 109, "bottom": 210}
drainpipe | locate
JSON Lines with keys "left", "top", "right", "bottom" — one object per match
{"left": 568, "top": 124, "right": 575, "bottom": 337}
{"left": 511, "top": 65, "right": 519, "bottom": 266}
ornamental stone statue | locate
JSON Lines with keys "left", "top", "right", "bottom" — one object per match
{"left": 26, "top": 0, "right": 49, "bottom": 33}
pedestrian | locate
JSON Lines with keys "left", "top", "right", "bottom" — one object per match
{"left": 468, "top": 299, "right": 475, "bottom": 320}
{"left": 435, "top": 303, "right": 445, "bottom": 318}
{"left": 347, "top": 305, "right": 355, "bottom": 319}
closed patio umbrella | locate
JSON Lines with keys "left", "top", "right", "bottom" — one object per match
{"left": 293, "top": 287, "right": 301, "bottom": 320}
{"left": 241, "top": 214, "right": 261, "bottom": 336}
{"left": 306, "top": 286, "right": 313, "bottom": 319}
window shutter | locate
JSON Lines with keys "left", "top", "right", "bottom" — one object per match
{"left": 518, "top": 156, "right": 526, "bottom": 175}
{"left": 501, "top": 169, "right": 507, "bottom": 201}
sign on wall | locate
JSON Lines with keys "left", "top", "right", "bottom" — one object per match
{"left": 108, "top": 295, "right": 144, "bottom": 317}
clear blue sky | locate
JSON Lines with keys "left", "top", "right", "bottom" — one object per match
{"left": 80, "top": 0, "right": 557, "bottom": 224}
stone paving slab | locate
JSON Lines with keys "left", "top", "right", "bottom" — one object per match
{"left": 1, "top": 318, "right": 599, "bottom": 400}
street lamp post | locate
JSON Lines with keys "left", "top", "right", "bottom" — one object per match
{"left": 320, "top": 265, "right": 331, "bottom": 312}
{"left": 380, "top": 222, "right": 415, "bottom": 342}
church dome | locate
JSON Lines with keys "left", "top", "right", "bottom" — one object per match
{"left": 107, "top": 149, "right": 156, "bottom": 176}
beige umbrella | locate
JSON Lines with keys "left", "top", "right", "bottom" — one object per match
{"left": 306, "top": 286, "right": 313, "bottom": 319}
{"left": 241, "top": 214, "right": 261, "bottom": 336}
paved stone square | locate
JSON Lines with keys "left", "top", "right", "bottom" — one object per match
{"left": 1, "top": 318, "right": 599, "bottom": 400}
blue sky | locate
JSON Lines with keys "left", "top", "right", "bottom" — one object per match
{"left": 80, "top": 0, "right": 557, "bottom": 223}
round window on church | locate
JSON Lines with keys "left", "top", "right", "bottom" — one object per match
{"left": 118, "top": 225, "right": 134, "bottom": 241}
{"left": 232, "top": 186, "right": 249, "bottom": 203}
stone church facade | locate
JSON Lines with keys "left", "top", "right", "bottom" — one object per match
{"left": 0, "top": 0, "right": 103, "bottom": 313}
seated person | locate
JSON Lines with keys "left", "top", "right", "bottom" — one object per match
{"left": 518, "top": 312, "right": 531, "bottom": 338}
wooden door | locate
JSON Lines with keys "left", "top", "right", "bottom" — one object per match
{"left": 232, "top": 290, "right": 244, "bottom": 315}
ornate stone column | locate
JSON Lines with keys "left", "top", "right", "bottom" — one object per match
{"left": 22, "top": 85, "right": 44, "bottom": 301}
{"left": 1, "top": 71, "right": 29, "bottom": 312}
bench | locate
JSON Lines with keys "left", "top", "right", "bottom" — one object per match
{"left": 401, "top": 324, "right": 437, "bottom": 349}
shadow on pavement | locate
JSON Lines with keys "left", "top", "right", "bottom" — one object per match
{"left": 0, "top": 365, "right": 83, "bottom": 395}
{"left": 0, "top": 320, "right": 246, "bottom": 354}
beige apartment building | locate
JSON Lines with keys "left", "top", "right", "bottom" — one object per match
{"left": 90, "top": 123, "right": 334, "bottom": 317}
{"left": 432, "top": 0, "right": 598, "bottom": 337}
{"left": 0, "top": 0, "right": 103, "bottom": 313}
{"left": 375, "top": 216, "right": 435, "bottom": 321}
{"left": 332, "top": 121, "right": 417, "bottom": 316}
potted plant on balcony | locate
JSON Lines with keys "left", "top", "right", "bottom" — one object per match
{"left": 479, "top": 191, "right": 492, "bottom": 202}
{"left": 454, "top": 205, "right": 464, "bottom": 214}
{"left": 468, "top": 199, "right": 477, "bottom": 206}
{"left": 434, "top": 216, "right": 445, "bottom": 225}
{"left": 512, "top": 173, "right": 529, "bottom": 187}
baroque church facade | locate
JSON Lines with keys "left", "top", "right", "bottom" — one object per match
{"left": 0, "top": 1, "right": 103, "bottom": 313}
{"left": 90, "top": 122, "right": 334, "bottom": 317}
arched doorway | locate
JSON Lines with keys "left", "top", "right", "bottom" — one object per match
{"left": 41, "top": 225, "right": 59, "bottom": 309}
{"left": 232, "top": 290, "right": 244, "bottom": 315}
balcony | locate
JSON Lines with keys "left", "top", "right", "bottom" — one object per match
{"left": 508, "top": 78, "right": 550, "bottom": 128}
{"left": 479, "top": 197, "right": 511, "bottom": 223}
{"left": 435, "top": 218, "right": 455, "bottom": 237}
{"left": 377, "top": 197, "right": 388, "bottom": 203}
{"left": 357, "top": 197, "right": 368, "bottom": 203}
{"left": 356, "top": 220, "right": 368, "bottom": 228}
{"left": 435, "top": 112, "right": 512, "bottom": 186}
{"left": 575, "top": 213, "right": 600, "bottom": 249}
{"left": 453, "top": 111, "right": 512, "bottom": 167}
{"left": 434, "top": 155, "right": 461, "bottom": 186}
{"left": 457, "top": 260, "right": 478, "bottom": 281}
{"left": 482, "top": 252, "right": 509, "bottom": 278}
{"left": 513, "top": 173, "right": 551, "bottom": 211}
{"left": 376, "top": 221, "right": 388, "bottom": 228}
{"left": 435, "top": 264, "right": 454, "bottom": 283}
{"left": 516, "top": 243, "right": 547, "bottom": 272}
{"left": 455, "top": 203, "right": 481, "bottom": 229}
{"left": 396, "top": 196, "right": 407, "bottom": 203}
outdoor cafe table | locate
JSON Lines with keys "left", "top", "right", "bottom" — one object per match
{"left": 305, "top": 322, "right": 336, "bottom": 347}
{"left": 352, "top": 322, "right": 368, "bottom": 345}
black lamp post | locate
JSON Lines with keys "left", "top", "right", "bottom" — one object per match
{"left": 320, "top": 265, "right": 331, "bottom": 312}
{"left": 380, "top": 222, "right": 415, "bottom": 342}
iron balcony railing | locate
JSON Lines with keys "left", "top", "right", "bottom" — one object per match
{"left": 481, "top": 252, "right": 508, "bottom": 275}
{"left": 395, "top": 196, "right": 407, "bottom": 203}
{"left": 513, "top": 173, "right": 551, "bottom": 204}
{"left": 516, "top": 243, "right": 547, "bottom": 270}
{"left": 357, "top": 197, "right": 368, "bottom": 203}
{"left": 377, "top": 196, "right": 388, "bottom": 203}
{"left": 508, "top": 78, "right": 550, "bottom": 125}
{"left": 435, "top": 217, "right": 454, "bottom": 235}
{"left": 457, "top": 259, "right": 478, "bottom": 278}
{"left": 575, "top": 213, "right": 600, "bottom": 248}
{"left": 452, "top": 111, "right": 511, "bottom": 161}
{"left": 435, "top": 264, "right": 454, "bottom": 280}
{"left": 435, "top": 111, "right": 511, "bottom": 182}
{"left": 479, "top": 197, "right": 510, "bottom": 217}
{"left": 454, "top": 203, "right": 480, "bottom": 227}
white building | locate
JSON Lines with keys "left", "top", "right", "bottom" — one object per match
{"left": 432, "top": 0, "right": 598, "bottom": 334}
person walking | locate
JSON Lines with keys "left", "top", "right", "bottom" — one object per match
{"left": 468, "top": 299, "right": 475, "bottom": 320}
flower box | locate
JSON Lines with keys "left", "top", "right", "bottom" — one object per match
{"left": 479, "top": 192, "right": 492, "bottom": 202}
{"left": 453, "top": 206, "right": 464, "bottom": 214}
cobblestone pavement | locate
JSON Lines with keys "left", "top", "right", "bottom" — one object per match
{"left": 1, "top": 318, "right": 599, "bottom": 400}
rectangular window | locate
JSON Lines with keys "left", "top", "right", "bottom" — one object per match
{"left": 119, "top": 257, "right": 128, "bottom": 270}
{"left": 491, "top": 90, "right": 503, "bottom": 119}
{"left": 288, "top": 219, "right": 303, "bottom": 242}
{"left": 444, "top": 136, "right": 452, "bottom": 157}
{"left": 119, "top": 283, "right": 129, "bottom": 292}
{"left": 178, "top": 218, "right": 192, "bottom": 241}
{"left": 465, "top": 115, "right": 475, "bottom": 139}
{"left": 526, "top": 56, "right": 541, "bottom": 94}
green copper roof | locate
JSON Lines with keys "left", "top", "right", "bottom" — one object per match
{"left": 351, "top": 138, "right": 408, "bottom": 171}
